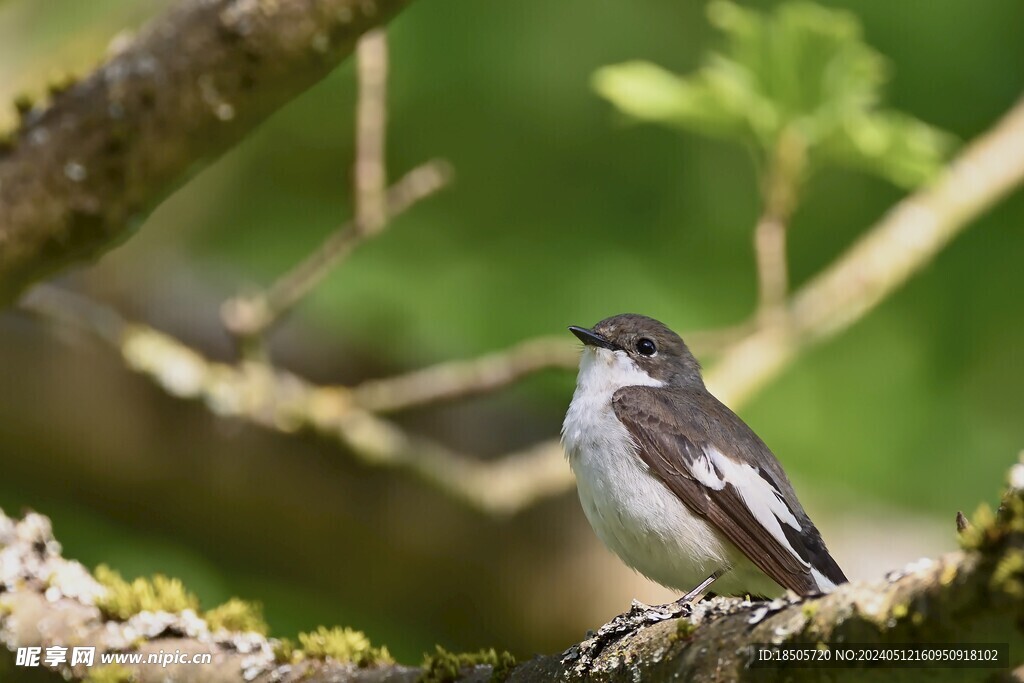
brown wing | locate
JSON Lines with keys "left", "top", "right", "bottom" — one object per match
{"left": 613, "top": 386, "right": 833, "bottom": 595}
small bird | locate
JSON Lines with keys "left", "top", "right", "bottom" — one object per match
{"left": 562, "top": 314, "right": 846, "bottom": 599}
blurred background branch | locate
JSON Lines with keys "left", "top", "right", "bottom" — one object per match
{"left": 354, "top": 29, "right": 389, "bottom": 234}
{"left": 351, "top": 335, "right": 577, "bottom": 412}
{"left": 753, "top": 127, "right": 806, "bottom": 323}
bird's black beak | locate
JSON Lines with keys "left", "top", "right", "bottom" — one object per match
{"left": 568, "top": 326, "right": 620, "bottom": 351}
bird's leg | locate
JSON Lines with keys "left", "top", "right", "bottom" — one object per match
{"left": 675, "top": 571, "right": 723, "bottom": 606}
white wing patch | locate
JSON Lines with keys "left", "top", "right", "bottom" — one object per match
{"left": 811, "top": 567, "right": 838, "bottom": 593}
{"left": 703, "top": 446, "right": 808, "bottom": 567}
{"left": 689, "top": 453, "right": 725, "bottom": 490}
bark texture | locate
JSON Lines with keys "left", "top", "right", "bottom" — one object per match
{"left": 0, "top": 0, "right": 411, "bottom": 303}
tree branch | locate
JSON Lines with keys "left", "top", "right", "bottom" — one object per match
{"left": 0, "top": 0, "right": 414, "bottom": 304}
{"left": 753, "top": 126, "right": 807, "bottom": 323}
{"left": 353, "top": 29, "right": 389, "bottom": 233}
{"left": 3, "top": 460, "right": 1023, "bottom": 682}
{"left": 350, "top": 335, "right": 578, "bottom": 412}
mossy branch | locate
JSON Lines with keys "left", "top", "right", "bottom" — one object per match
{"left": 3, "top": 459, "right": 1024, "bottom": 682}
{"left": 0, "top": 0, "right": 414, "bottom": 304}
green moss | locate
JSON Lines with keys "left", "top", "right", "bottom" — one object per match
{"left": 672, "top": 618, "right": 697, "bottom": 641}
{"left": 12, "top": 93, "right": 33, "bottom": 117}
{"left": 298, "top": 626, "right": 393, "bottom": 667}
{"left": 46, "top": 73, "right": 76, "bottom": 97}
{"left": 1002, "top": 493, "right": 1024, "bottom": 533}
{"left": 419, "top": 645, "right": 516, "bottom": 683}
{"left": 990, "top": 548, "right": 1024, "bottom": 598}
{"left": 84, "top": 664, "right": 134, "bottom": 683}
{"left": 204, "top": 597, "right": 268, "bottom": 634}
{"left": 939, "top": 563, "right": 958, "bottom": 586}
{"left": 273, "top": 637, "right": 299, "bottom": 664}
{"left": 961, "top": 489, "right": 1024, "bottom": 553}
{"left": 959, "top": 504, "right": 997, "bottom": 551}
{"left": 801, "top": 602, "right": 818, "bottom": 619}
{"left": 490, "top": 651, "right": 517, "bottom": 681}
{"left": 956, "top": 483, "right": 1024, "bottom": 601}
{"left": 94, "top": 565, "right": 199, "bottom": 620}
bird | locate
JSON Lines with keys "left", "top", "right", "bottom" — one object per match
{"left": 561, "top": 313, "right": 846, "bottom": 599}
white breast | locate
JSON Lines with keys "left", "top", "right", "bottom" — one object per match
{"left": 562, "top": 347, "right": 783, "bottom": 597}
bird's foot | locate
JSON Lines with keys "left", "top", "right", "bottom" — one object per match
{"left": 624, "top": 597, "right": 690, "bottom": 623}
{"left": 561, "top": 599, "right": 693, "bottom": 673}
{"left": 599, "top": 598, "right": 695, "bottom": 641}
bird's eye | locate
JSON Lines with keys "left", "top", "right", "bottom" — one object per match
{"left": 635, "top": 338, "right": 657, "bottom": 356}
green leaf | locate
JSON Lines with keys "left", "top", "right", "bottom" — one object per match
{"left": 593, "top": 0, "right": 954, "bottom": 187}
{"left": 592, "top": 61, "right": 754, "bottom": 141}
{"left": 822, "top": 111, "right": 955, "bottom": 188}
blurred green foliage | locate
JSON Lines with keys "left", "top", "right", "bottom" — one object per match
{"left": 594, "top": 1, "right": 954, "bottom": 188}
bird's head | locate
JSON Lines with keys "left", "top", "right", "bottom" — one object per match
{"left": 569, "top": 314, "right": 703, "bottom": 389}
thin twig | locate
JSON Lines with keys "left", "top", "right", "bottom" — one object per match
{"left": 753, "top": 213, "right": 788, "bottom": 318}
{"left": 354, "top": 29, "right": 389, "bottom": 234}
{"left": 221, "top": 160, "right": 453, "bottom": 340}
{"left": 754, "top": 127, "right": 807, "bottom": 323}
{"left": 352, "top": 335, "right": 579, "bottom": 412}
